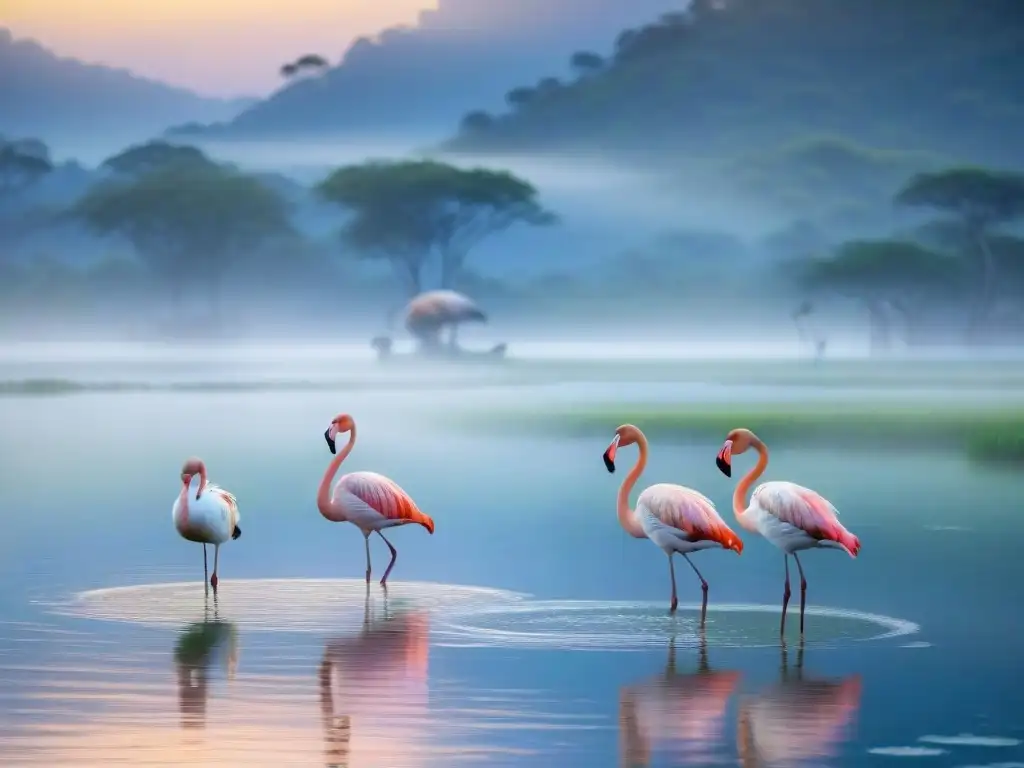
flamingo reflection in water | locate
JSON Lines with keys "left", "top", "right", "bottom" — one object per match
{"left": 174, "top": 595, "right": 239, "bottom": 732}
{"left": 319, "top": 588, "right": 430, "bottom": 767}
{"left": 737, "top": 642, "right": 862, "bottom": 767}
{"left": 620, "top": 632, "right": 741, "bottom": 766}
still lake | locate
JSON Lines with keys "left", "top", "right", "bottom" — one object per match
{"left": 0, "top": 348, "right": 1022, "bottom": 766}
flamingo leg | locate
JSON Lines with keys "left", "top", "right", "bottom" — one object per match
{"left": 377, "top": 531, "right": 398, "bottom": 587}
{"left": 667, "top": 554, "right": 678, "bottom": 613}
{"left": 793, "top": 553, "right": 808, "bottom": 636}
{"left": 203, "top": 544, "right": 208, "bottom": 585}
{"left": 781, "top": 555, "right": 791, "bottom": 637}
{"left": 363, "top": 534, "right": 372, "bottom": 583}
{"left": 210, "top": 544, "right": 220, "bottom": 590}
{"left": 682, "top": 554, "right": 709, "bottom": 626}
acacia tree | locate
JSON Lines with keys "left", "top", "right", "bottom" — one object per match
{"left": 802, "top": 239, "right": 962, "bottom": 351}
{"left": 0, "top": 139, "right": 53, "bottom": 197}
{"left": 74, "top": 163, "right": 294, "bottom": 323}
{"left": 316, "top": 159, "right": 556, "bottom": 295}
{"left": 101, "top": 140, "right": 217, "bottom": 177}
{"left": 895, "top": 167, "right": 1024, "bottom": 339}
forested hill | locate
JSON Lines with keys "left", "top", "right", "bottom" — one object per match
{"left": 443, "top": 0, "right": 1024, "bottom": 167}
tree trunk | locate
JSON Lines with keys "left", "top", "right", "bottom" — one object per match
{"left": 865, "top": 300, "right": 892, "bottom": 355}
{"left": 392, "top": 256, "right": 422, "bottom": 298}
{"left": 966, "top": 229, "right": 997, "bottom": 342}
{"left": 439, "top": 248, "right": 465, "bottom": 290}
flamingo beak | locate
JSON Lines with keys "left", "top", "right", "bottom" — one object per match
{"left": 716, "top": 440, "right": 733, "bottom": 477}
{"left": 603, "top": 435, "right": 620, "bottom": 473}
{"left": 232, "top": 525, "right": 242, "bottom": 540}
{"left": 324, "top": 426, "right": 336, "bottom": 454}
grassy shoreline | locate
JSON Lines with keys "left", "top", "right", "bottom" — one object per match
{"left": 460, "top": 403, "right": 1024, "bottom": 464}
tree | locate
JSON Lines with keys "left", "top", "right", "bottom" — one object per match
{"left": 569, "top": 51, "right": 604, "bottom": 77}
{"left": 74, "top": 164, "right": 294, "bottom": 323}
{"left": 505, "top": 87, "right": 535, "bottom": 110}
{"left": 316, "top": 159, "right": 556, "bottom": 293}
{"left": 459, "top": 110, "right": 494, "bottom": 134}
{"left": 280, "top": 53, "right": 329, "bottom": 80}
{"left": 895, "top": 167, "right": 1024, "bottom": 339}
{"left": 101, "top": 141, "right": 217, "bottom": 177}
{"left": 801, "top": 239, "right": 962, "bottom": 351}
{"left": 0, "top": 139, "right": 53, "bottom": 198}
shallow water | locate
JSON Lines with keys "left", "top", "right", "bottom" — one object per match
{"left": 1, "top": 362, "right": 1023, "bottom": 766}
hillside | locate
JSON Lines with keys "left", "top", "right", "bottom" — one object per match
{"left": 442, "top": 0, "right": 1024, "bottom": 168}
{"left": 167, "top": 0, "right": 686, "bottom": 141}
{"left": 0, "top": 29, "right": 250, "bottom": 150}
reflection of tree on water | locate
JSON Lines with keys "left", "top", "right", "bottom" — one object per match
{"left": 173, "top": 595, "right": 239, "bottom": 731}
{"left": 319, "top": 587, "right": 430, "bottom": 768}
{"left": 737, "top": 641, "right": 862, "bottom": 767}
{"left": 619, "top": 631, "right": 741, "bottom": 767}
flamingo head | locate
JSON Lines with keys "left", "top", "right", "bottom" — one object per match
{"left": 180, "top": 457, "right": 205, "bottom": 487}
{"left": 717, "top": 428, "right": 756, "bottom": 477}
{"left": 324, "top": 413, "right": 355, "bottom": 455}
{"left": 603, "top": 424, "right": 640, "bottom": 473}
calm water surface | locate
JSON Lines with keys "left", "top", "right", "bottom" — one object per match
{"left": 0, "top": 371, "right": 1023, "bottom": 766}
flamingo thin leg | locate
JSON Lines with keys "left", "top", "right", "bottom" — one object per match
{"left": 682, "top": 554, "right": 709, "bottom": 626}
{"left": 793, "top": 552, "right": 808, "bottom": 636}
{"left": 203, "top": 544, "right": 208, "bottom": 584}
{"left": 210, "top": 545, "right": 220, "bottom": 590}
{"left": 377, "top": 531, "right": 398, "bottom": 587}
{"left": 781, "top": 555, "right": 791, "bottom": 637}
{"left": 363, "top": 534, "right": 372, "bottom": 583}
{"left": 667, "top": 554, "right": 678, "bottom": 613}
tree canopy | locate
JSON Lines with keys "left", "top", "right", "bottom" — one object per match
{"left": 74, "top": 163, "right": 294, "bottom": 315}
{"left": 316, "top": 159, "right": 555, "bottom": 293}
{"left": 101, "top": 141, "right": 217, "bottom": 176}
{"left": 0, "top": 139, "right": 53, "bottom": 196}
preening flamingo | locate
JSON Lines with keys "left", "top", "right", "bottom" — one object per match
{"left": 715, "top": 429, "right": 861, "bottom": 636}
{"left": 603, "top": 424, "right": 743, "bottom": 620}
{"left": 172, "top": 457, "right": 241, "bottom": 591}
{"left": 737, "top": 642, "right": 862, "bottom": 767}
{"left": 318, "top": 414, "right": 435, "bottom": 586}
{"left": 620, "top": 634, "right": 741, "bottom": 766}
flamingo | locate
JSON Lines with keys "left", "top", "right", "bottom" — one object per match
{"left": 620, "top": 633, "right": 741, "bottom": 766}
{"left": 715, "top": 429, "right": 861, "bottom": 637}
{"left": 318, "top": 414, "right": 435, "bottom": 586}
{"left": 172, "top": 457, "right": 241, "bottom": 591}
{"left": 737, "top": 641, "right": 862, "bottom": 767}
{"left": 603, "top": 424, "right": 743, "bottom": 620}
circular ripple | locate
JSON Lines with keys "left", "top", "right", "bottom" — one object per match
{"left": 51, "top": 579, "right": 527, "bottom": 632}
{"left": 434, "top": 601, "right": 920, "bottom": 650}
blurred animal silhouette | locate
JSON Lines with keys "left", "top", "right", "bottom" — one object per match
{"left": 604, "top": 424, "right": 743, "bottom": 620}
{"left": 317, "top": 414, "right": 435, "bottom": 586}
{"left": 737, "top": 641, "right": 862, "bottom": 767}
{"left": 717, "top": 430, "right": 860, "bottom": 637}
{"left": 619, "top": 632, "right": 741, "bottom": 766}
{"left": 172, "top": 457, "right": 241, "bottom": 591}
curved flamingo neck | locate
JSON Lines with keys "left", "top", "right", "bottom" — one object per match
{"left": 176, "top": 482, "right": 191, "bottom": 530}
{"left": 195, "top": 463, "right": 207, "bottom": 500}
{"left": 734, "top": 437, "right": 768, "bottom": 519}
{"left": 317, "top": 425, "right": 356, "bottom": 520}
{"left": 617, "top": 431, "right": 648, "bottom": 538}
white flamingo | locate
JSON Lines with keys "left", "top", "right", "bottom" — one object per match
{"left": 172, "top": 457, "right": 241, "bottom": 591}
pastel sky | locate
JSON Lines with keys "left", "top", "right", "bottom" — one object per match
{"left": 3, "top": 0, "right": 438, "bottom": 98}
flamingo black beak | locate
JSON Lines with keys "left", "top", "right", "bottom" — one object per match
{"left": 603, "top": 434, "right": 620, "bottom": 473}
{"left": 716, "top": 440, "right": 733, "bottom": 477}
{"left": 232, "top": 525, "right": 242, "bottom": 540}
{"left": 324, "top": 428, "right": 336, "bottom": 454}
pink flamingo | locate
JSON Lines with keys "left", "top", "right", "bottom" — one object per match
{"left": 737, "top": 641, "right": 862, "bottom": 767}
{"left": 172, "top": 457, "right": 241, "bottom": 590}
{"left": 603, "top": 424, "right": 743, "bottom": 621}
{"left": 715, "top": 429, "right": 861, "bottom": 637}
{"left": 318, "top": 414, "right": 435, "bottom": 586}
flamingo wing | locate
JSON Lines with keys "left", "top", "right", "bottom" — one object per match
{"left": 753, "top": 482, "right": 860, "bottom": 555}
{"left": 208, "top": 485, "right": 239, "bottom": 528}
{"left": 336, "top": 471, "right": 435, "bottom": 533}
{"left": 638, "top": 484, "right": 740, "bottom": 547}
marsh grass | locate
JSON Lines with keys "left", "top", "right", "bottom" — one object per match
{"left": 462, "top": 403, "right": 1024, "bottom": 464}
